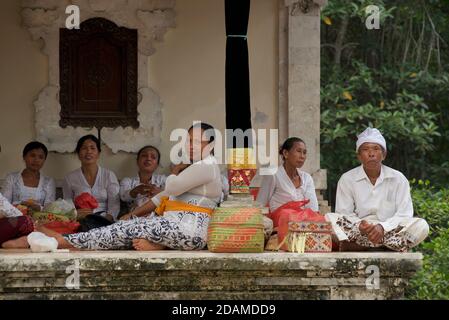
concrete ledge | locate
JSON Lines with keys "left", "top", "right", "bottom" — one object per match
{"left": 0, "top": 250, "right": 422, "bottom": 300}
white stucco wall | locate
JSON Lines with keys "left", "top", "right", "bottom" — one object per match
{"left": 0, "top": 0, "right": 278, "bottom": 180}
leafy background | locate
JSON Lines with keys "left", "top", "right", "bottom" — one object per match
{"left": 319, "top": 0, "right": 449, "bottom": 299}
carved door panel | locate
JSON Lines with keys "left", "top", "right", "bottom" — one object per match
{"left": 60, "top": 18, "right": 138, "bottom": 128}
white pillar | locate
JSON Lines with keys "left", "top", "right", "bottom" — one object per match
{"left": 280, "top": 0, "right": 328, "bottom": 191}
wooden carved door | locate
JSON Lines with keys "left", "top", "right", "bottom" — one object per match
{"left": 60, "top": 18, "right": 138, "bottom": 129}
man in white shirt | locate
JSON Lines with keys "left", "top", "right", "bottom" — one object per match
{"left": 325, "top": 128, "right": 429, "bottom": 252}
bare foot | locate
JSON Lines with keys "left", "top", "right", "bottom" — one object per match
{"left": 2, "top": 236, "right": 30, "bottom": 249}
{"left": 35, "top": 226, "right": 75, "bottom": 249}
{"left": 132, "top": 239, "right": 165, "bottom": 251}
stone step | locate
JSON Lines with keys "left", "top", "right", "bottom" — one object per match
{"left": 0, "top": 250, "right": 423, "bottom": 300}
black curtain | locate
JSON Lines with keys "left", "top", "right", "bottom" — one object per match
{"left": 225, "top": 0, "right": 252, "bottom": 149}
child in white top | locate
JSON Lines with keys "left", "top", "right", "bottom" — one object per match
{"left": 2, "top": 141, "right": 55, "bottom": 211}
{"left": 120, "top": 145, "right": 167, "bottom": 211}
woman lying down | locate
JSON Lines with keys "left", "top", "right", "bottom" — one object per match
{"left": 2, "top": 122, "right": 222, "bottom": 251}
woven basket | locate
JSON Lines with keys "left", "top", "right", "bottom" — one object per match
{"left": 207, "top": 207, "right": 264, "bottom": 253}
{"left": 279, "top": 221, "right": 333, "bottom": 253}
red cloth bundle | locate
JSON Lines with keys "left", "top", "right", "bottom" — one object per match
{"left": 269, "top": 200, "right": 327, "bottom": 251}
{"left": 43, "top": 221, "right": 80, "bottom": 234}
{"left": 74, "top": 192, "right": 98, "bottom": 210}
{"left": 268, "top": 200, "right": 323, "bottom": 228}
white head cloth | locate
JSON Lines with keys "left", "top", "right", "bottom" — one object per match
{"left": 356, "top": 127, "right": 386, "bottom": 152}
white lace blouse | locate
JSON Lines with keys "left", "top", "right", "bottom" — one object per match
{"left": 151, "top": 155, "right": 223, "bottom": 210}
{"left": 0, "top": 192, "right": 23, "bottom": 217}
{"left": 63, "top": 166, "right": 120, "bottom": 221}
{"left": 256, "top": 165, "right": 319, "bottom": 212}
{"left": 1, "top": 171, "right": 56, "bottom": 210}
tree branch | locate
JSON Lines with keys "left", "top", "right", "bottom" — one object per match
{"left": 334, "top": 16, "right": 349, "bottom": 65}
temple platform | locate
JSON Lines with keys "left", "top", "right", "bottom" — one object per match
{"left": 0, "top": 250, "right": 422, "bottom": 300}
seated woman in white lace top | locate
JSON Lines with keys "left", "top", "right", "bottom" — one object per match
{"left": 256, "top": 137, "right": 319, "bottom": 213}
{"left": 63, "top": 135, "right": 120, "bottom": 222}
{"left": 119, "top": 145, "right": 166, "bottom": 213}
{"left": 1, "top": 141, "right": 55, "bottom": 211}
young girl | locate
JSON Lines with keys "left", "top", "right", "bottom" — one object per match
{"left": 2, "top": 141, "right": 55, "bottom": 212}
{"left": 119, "top": 145, "right": 166, "bottom": 214}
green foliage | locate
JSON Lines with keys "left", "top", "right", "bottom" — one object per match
{"left": 408, "top": 227, "right": 449, "bottom": 299}
{"left": 411, "top": 180, "right": 449, "bottom": 236}
{"left": 406, "top": 183, "right": 449, "bottom": 300}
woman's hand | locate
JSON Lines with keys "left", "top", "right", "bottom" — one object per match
{"left": 149, "top": 184, "right": 163, "bottom": 196}
{"left": 76, "top": 208, "right": 93, "bottom": 219}
{"left": 126, "top": 200, "right": 157, "bottom": 219}
{"left": 129, "top": 184, "right": 152, "bottom": 198}
{"left": 120, "top": 213, "right": 134, "bottom": 221}
{"left": 104, "top": 213, "right": 114, "bottom": 223}
{"left": 21, "top": 199, "right": 41, "bottom": 212}
{"left": 171, "top": 163, "right": 190, "bottom": 175}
